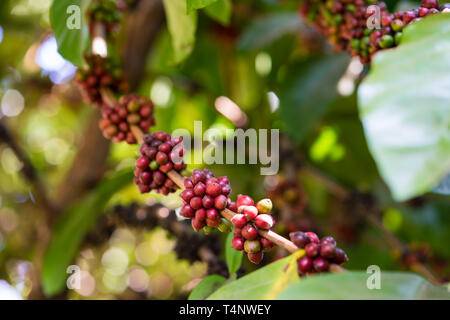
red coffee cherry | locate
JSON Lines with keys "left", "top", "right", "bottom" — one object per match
{"left": 100, "top": 94, "right": 155, "bottom": 144}
{"left": 75, "top": 55, "right": 128, "bottom": 107}
{"left": 179, "top": 168, "right": 232, "bottom": 233}
{"left": 134, "top": 132, "right": 186, "bottom": 195}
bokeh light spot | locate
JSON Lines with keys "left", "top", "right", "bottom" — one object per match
{"left": 1, "top": 89, "right": 25, "bottom": 117}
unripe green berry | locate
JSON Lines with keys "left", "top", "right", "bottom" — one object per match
{"left": 256, "top": 199, "right": 272, "bottom": 214}
{"left": 379, "top": 35, "right": 394, "bottom": 49}
{"left": 244, "top": 239, "right": 261, "bottom": 253}
{"left": 149, "top": 160, "right": 159, "bottom": 170}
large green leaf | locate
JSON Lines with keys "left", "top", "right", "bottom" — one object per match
{"left": 50, "top": 0, "right": 90, "bottom": 67}
{"left": 204, "top": 0, "right": 231, "bottom": 26}
{"left": 225, "top": 232, "right": 243, "bottom": 275}
{"left": 163, "top": 0, "right": 198, "bottom": 64}
{"left": 238, "top": 12, "right": 302, "bottom": 51}
{"left": 358, "top": 14, "right": 450, "bottom": 201}
{"left": 42, "top": 169, "right": 133, "bottom": 297}
{"left": 279, "top": 54, "right": 350, "bottom": 142}
{"left": 187, "top": 0, "right": 217, "bottom": 13}
{"left": 277, "top": 272, "right": 450, "bottom": 299}
{"left": 188, "top": 275, "right": 226, "bottom": 300}
{"left": 208, "top": 253, "right": 301, "bottom": 299}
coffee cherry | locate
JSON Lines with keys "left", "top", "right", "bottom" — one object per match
{"left": 214, "top": 195, "right": 228, "bottom": 210}
{"left": 228, "top": 201, "right": 238, "bottom": 212}
{"left": 256, "top": 199, "right": 273, "bottom": 214}
{"left": 206, "top": 218, "right": 220, "bottom": 228}
{"left": 244, "top": 239, "right": 261, "bottom": 253}
{"left": 100, "top": 94, "right": 155, "bottom": 144}
{"left": 202, "top": 195, "right": 214, "bottom": 209}
{"left": 180, "top": 204, "right": 195, "bottom": 218}
{"left": 305, "top": 232, "right": 320, "bottom": 244}
{"left": 194, "top": 182, "right": 206, "bottom": 196}
{"left": 320, "top": 243, "right": 336, "bottom": 259}
{"left": 320, "top": 236, "right": 336, "bottom": 246}
{"left": 242, "top": 225, "right": 258, "bottom": 240}
{"left": 134, "top": 132, "right": 186, "bottom": 194}
{"left": 305, "top": 243, "right": 320, "bottom": 258}
{"left": 242, "top": 206, "right": 258, "bottom": 221}
{"left": 254, "top": 214, "right": 274, "bottom": 229}
{"left": 231, "top": 214, "right": 247, "bottom": 228}
{"left": 313, "top": 257, "right": 329, "bottom": 272}
{"left": 236, "top": 195, "right": 255, "bottom": 208}
{"left": 247, "top": 251, "right": 264, "bottom": 264}
{"left": 260, "top": 237, "right": 274, "bottom": 249}
{"left": 206, "top": 182, "right": 222, "bottom": 197}
{"left": 289, "top": 231, "right": 311, "bottom": 248}
{"left": 232, "top": 237, "right": 245, "bottom": 251}
{"left": 421, "top": 0, "right": 438, "bottom": 9}
{"left": 192, "top": 218, "right": 205, "bottom": 232}
{"left": 75, "top": 55, "right": 128, "bottom": 108}
{"left": 206, "top": 208, "right": 219, "bottom": 221}
{"left": 195, "top": 208, "right": 206, "bottom": 221}
{"left": 333, "top": 248, "right": 349, "bottom": 264}
{"left": 297, "top": 256, "right": 313, "bottom": 274}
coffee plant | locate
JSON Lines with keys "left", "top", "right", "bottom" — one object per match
{"left": 0, "top": 0, "right": 448, "bottom": 301}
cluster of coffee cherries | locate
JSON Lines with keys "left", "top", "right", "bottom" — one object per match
{"left": 99, "top": 94, "right": 155, "bottom": 144}
{"left": 231, "top": 195, "right": 275, "bottom": 264}
{"left": 180, "top": 169, "right": 234, "bottom": 233}
{"left": 134, "top": 132, "right": 186, "bottom": 195}
{"left": 87, "top": 0, "right": 123, "bottom": 38}
{"left": 299, "top": 0, "right": 450, "bottom": 64}
{"left": 75, "top": 55, "right": 128, "bottom": 107}
{"left": 290, "top": 231, "right": 348, "bottom": 276}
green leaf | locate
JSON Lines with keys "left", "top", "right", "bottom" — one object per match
{"left": 279, "top": 54, "right": 350, "bottom": 142}
{"left": 187, "top": 0, "right": 217, "bottom": 13}
{"left": 358, "top": 14, "right": 450, "bottom": 201}
{"left": 225, "top": 232, "right": 243, "bottom": 275}
{"left": 163, "top": 0, "right": 198, "bottom": 64}
{"left": 204, "top": 0, "right": 232, "bottom": 26}
{"left": 277, "top": 272, "right": 450, "bottom": 299}
{"left": 188, "top": 275, "right": 226, "bottom": 300}
{"left": 238, "top": 12, "right": 302, "bottom": 51}
{"left": 50, "top": 0, "right": 90, "bottom": 67}
{"left": 208, "top": 253, "right": 300, "bottom": 299}
{"left": 41, "top": 169, "right": 133, "bottom": 297}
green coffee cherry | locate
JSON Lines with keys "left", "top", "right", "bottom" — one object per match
{"left": 379, "top": 35, "right": 394, "bottom": 49}
{"left": 395, "top": 32, "right": 402, "bottom": 45}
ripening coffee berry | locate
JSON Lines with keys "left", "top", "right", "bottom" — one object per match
{"left": 305, "top": 243, "right": 320, "bottom": 258}
{"left": 247, "top": 251, "right": 264, "bottom": 264}
{"left": 242, "top": 206, "right": 258, "bottom": 221}
{"left": 244, "top": 239, "right": 261, "bottom": 253}
{"left": 242, "top": 225, "right": 258, "bottom": 240}
{"left": 305, "top": 232, "right": 320, "bottom": 244}
{"left": 254, "top": 214, "right": 274, "bottom": 229}
{"left": 181, "top": 204, "right": 195, "bottom": 218}
{"left": 256, "top": 199, "right": 272, "bottom": 214}
{"left": 320, "top": 243, "right": 336, "bottom": 259}
{"left": 296, "top": 232, "right": 348, "bottom": 276}
{"left": 134, "top": 132, "right": 186, "bottom": 195}
{"left": 100, "top": 94, "right": 155, "bottom": 144}
{"left": 333, "top": 248, "right": 349, "bottom": 264}
{"left": 75, "top": 55, "right": 128, "bottom": 108}
{"left": 195, "top": 208, "right": 206, "bottom": 221}
{"left": 180, "top": 168, "right": 232, "bottom": 232}
{"left": 231, "top": 214, "right": 247, "bottom": 228}
{"left": 297, "top": 256, "right": 313, "bottom": 274}
{"left": 289, "top": 231, "right": 311, "bottom": 248}
{"left": 313, "top": 257, "right": 329, "bottom": 272}
{"left": 232, "top": 237, "right": 245, "bottom": 251}
{"left": 260, "top": 237, "right": 274, "bottom": 249}
{"left": 236, "top": 195, "right": 255, "bottom": 208}
{"left": 192, "top": 218, "right": 205, "bottom": 232}
{"left": 320, "top": 236, "right": 336, "bottom": 246}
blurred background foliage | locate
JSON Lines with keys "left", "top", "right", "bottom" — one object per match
{"left": 0, "top": 0, "right": 448, "bottom": 300}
